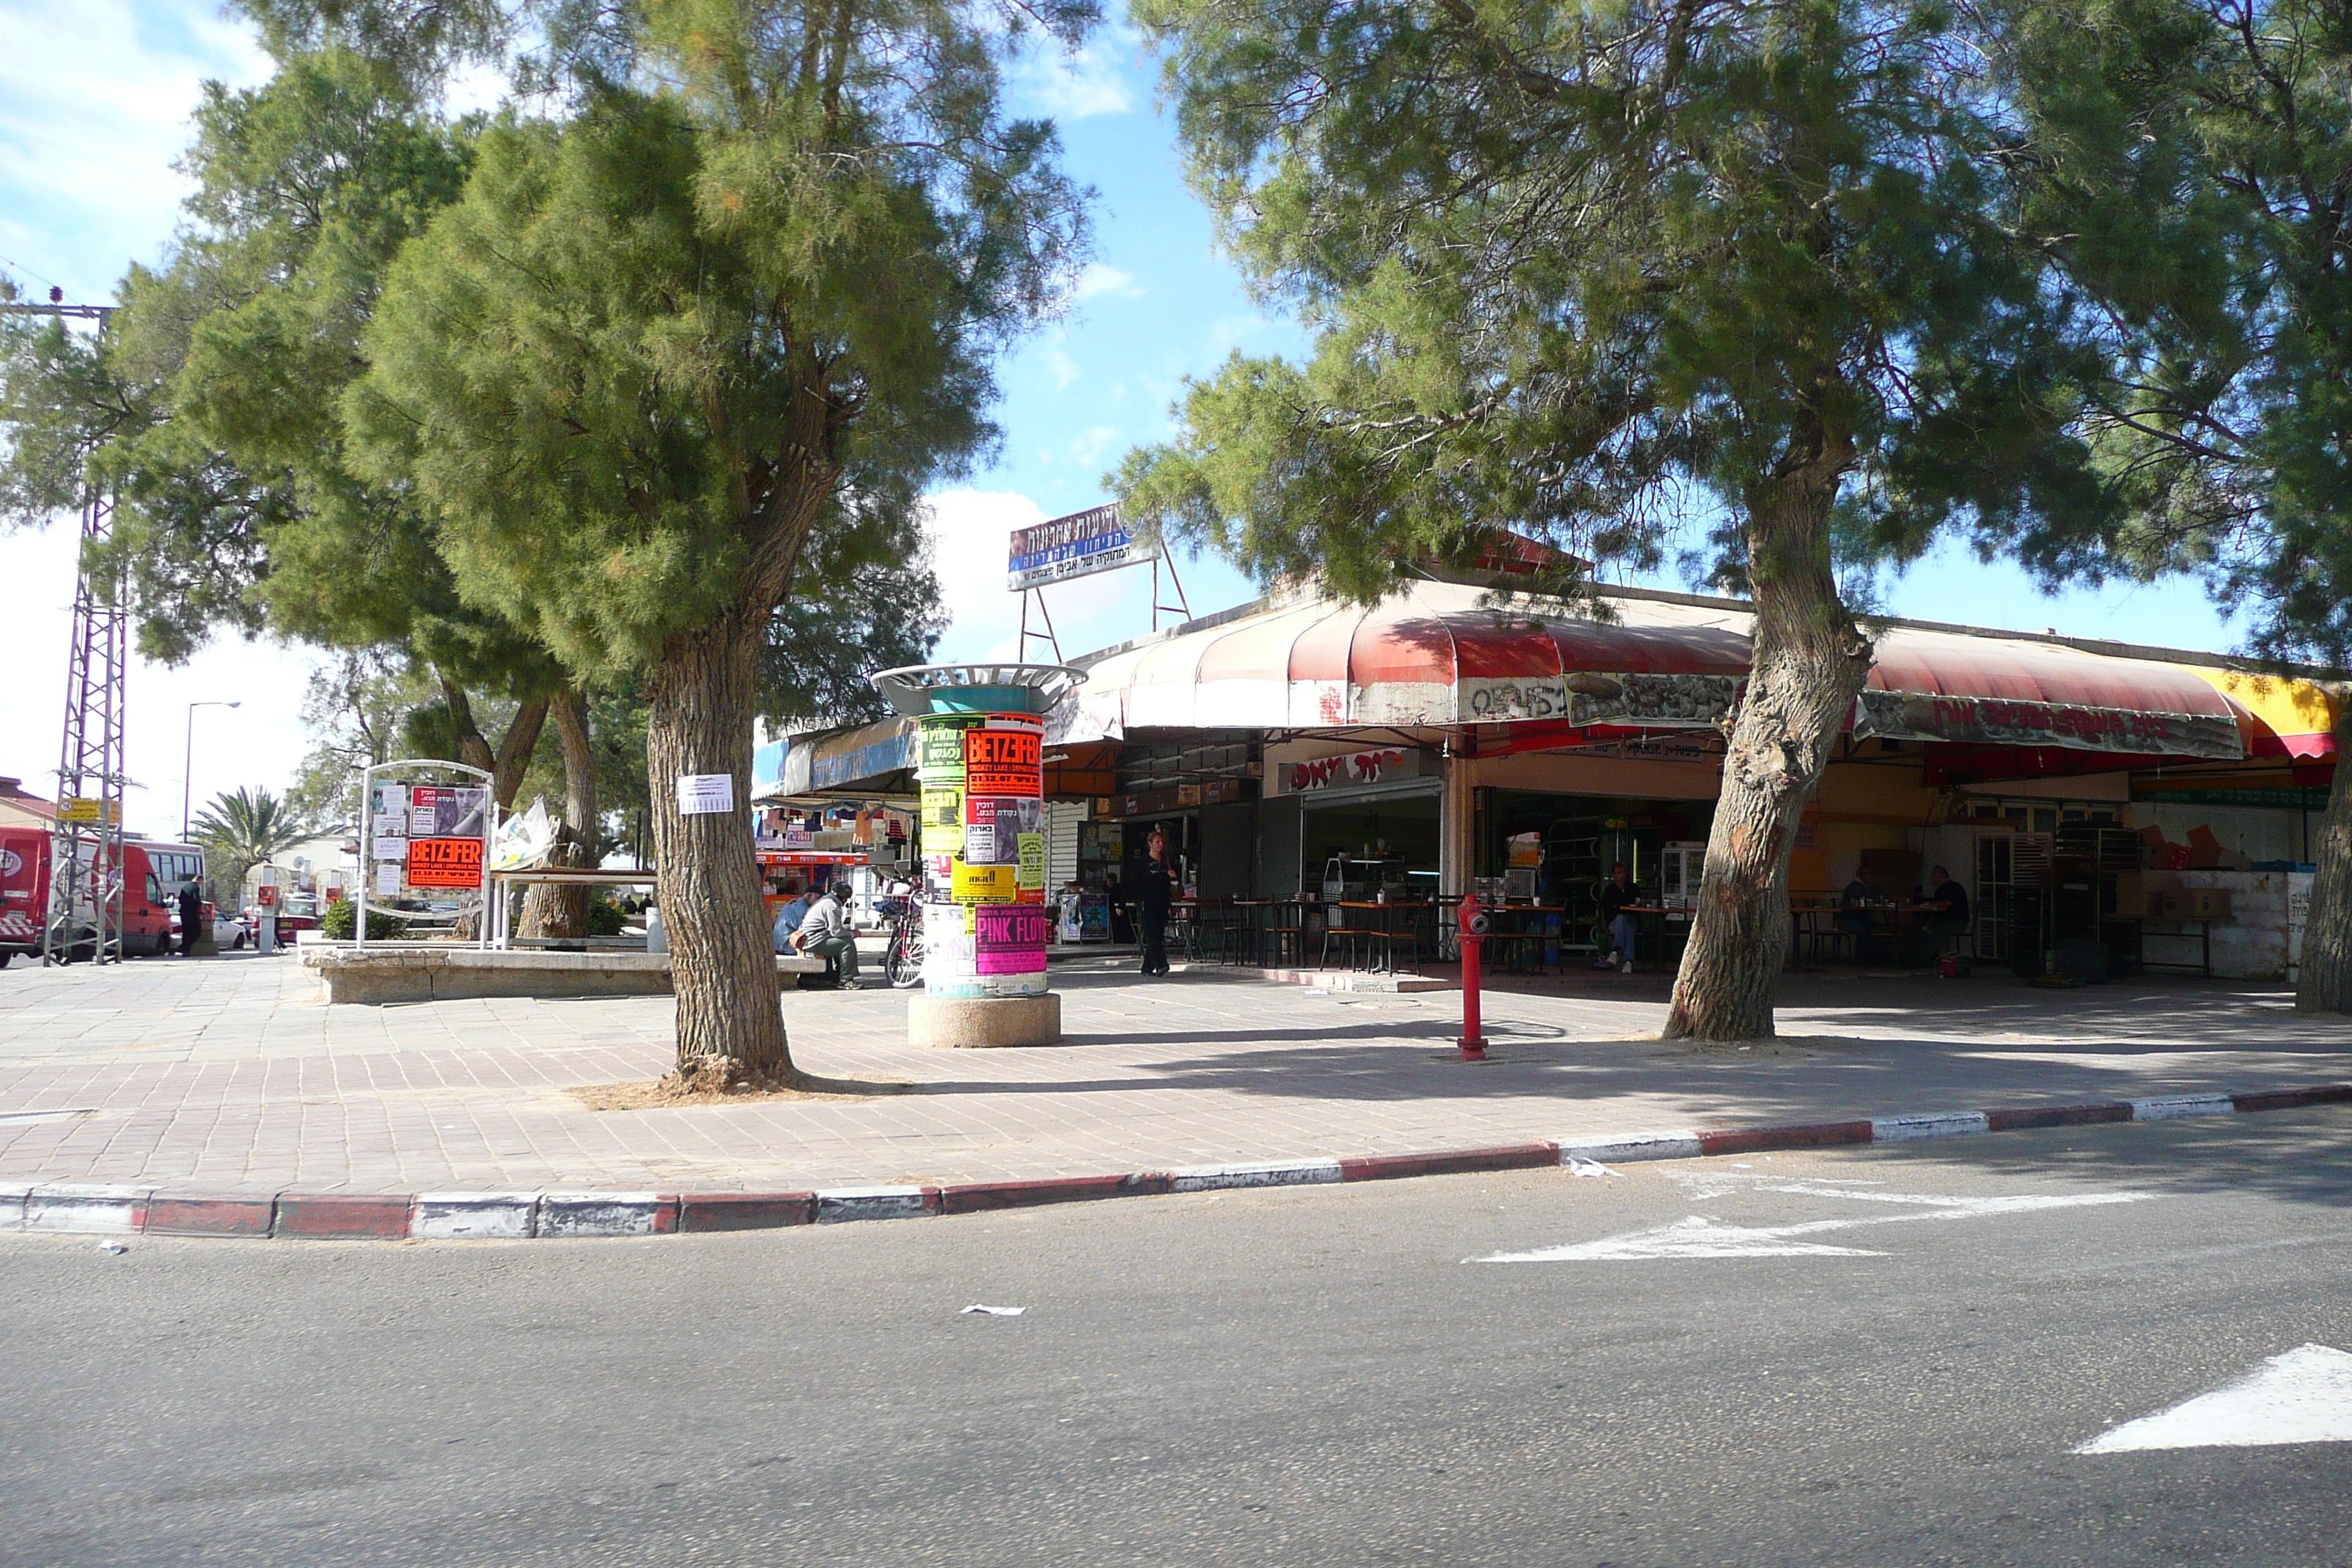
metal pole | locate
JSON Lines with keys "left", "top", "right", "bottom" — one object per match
{"left": 181, "top": 700, "right": 240, "bottom": 840}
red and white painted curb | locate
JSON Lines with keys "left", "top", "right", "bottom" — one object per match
{"left": 4, "top": 1082, "right": 2345, "bottom": 1242}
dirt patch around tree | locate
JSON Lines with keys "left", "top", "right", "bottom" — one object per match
{"left": 568, "top": 1054, "right": 914, "bottom": 1111}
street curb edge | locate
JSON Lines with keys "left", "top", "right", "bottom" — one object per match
{"left": 4, "top": 1079, "right": 2345, "bottom": 1243}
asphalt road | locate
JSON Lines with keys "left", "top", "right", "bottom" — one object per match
{"left": 4, "top": 1111, "right": 2349, "bottom": 1567}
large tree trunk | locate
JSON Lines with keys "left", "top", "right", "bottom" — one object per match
{"left": 646, "top": 611, "right": 796, "bottom": 1079}
{"left": 2295, "top": 698, "right": 2352, "bottom": 1012}
{"left": 1665, "top": 449, "right": 1871, "bottom": 1041}
{"left": 519, "top": 686, "right": 598, "bottom": 941}
{"left": 437, "top": 672, "right": 549, "bottom": 810}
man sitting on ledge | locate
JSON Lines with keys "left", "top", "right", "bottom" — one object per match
{"left": 794, "top": 883, "right": 862, "bottom": 990}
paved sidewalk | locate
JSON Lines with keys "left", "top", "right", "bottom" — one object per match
{"left": 1, "top": 951, "right": 2348, "bottom": 1194}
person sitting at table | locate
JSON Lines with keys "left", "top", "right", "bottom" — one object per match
{"left": 1591, "top": 862, "right": 1635, "bottom": 973}
{"left": 1916, "top": 865, "right": 1972, "bottom": 961}
{"left": 1836, "top": 871, "right": 1882, "bottom": 963}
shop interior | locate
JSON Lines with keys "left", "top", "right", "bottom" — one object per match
{"left": 1300, "top": 795, "right": 1441, "bottom": 900}
{"left": 1477, "top": 790, "right": 1714, "bottom": 917}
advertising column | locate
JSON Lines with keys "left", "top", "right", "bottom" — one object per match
{"left": 917, "top": 710, "right": 1050, "bottom": 999}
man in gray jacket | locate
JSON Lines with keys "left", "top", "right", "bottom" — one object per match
{"left": 794, "top": 883, "right": 862, "bottom": 989}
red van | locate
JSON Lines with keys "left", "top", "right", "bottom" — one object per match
{"left": 0, "top": 827, "right": 183, "bottom": 964}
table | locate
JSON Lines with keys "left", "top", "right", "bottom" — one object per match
{"left": 1227, "top": 900, "right": 1312, "bottom": 968}
{"left": 1327, "top": 901, "right": 1433, "bottom": 973}
{"left": 486, "top": 867, "right": 660, "bottom": 951}
{"left": 1614, "top": 905, "right": 1691, "bottom": 973}
{"left": 2139, "top": 916, "right": 2218, "bottom": 977}
{"left": 1789, "top": 904, "right": 1926, "bottom": 970}
{"left": 1439, "top": 900, "right": 1576, "bottom": 974}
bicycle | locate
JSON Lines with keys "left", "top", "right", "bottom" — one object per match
{"left": 877, "top": 890, "right": 924, "bottom": 989}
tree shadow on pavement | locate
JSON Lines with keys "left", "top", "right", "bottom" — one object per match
{"left": 892, "top": 1031, "right": 2352, "bottom": 1128}
{"left": 1851, "top": 1105, "right": 2352, "bottom": 1213}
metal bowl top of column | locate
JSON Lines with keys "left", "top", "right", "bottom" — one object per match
{"left": 869, "top": 665, "right": 1088, "bottom": 717}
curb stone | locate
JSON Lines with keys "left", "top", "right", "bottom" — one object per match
{"left": 1, "top": 1080, "right": 2344, "bottom": 1245}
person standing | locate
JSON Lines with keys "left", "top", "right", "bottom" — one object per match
{"left": 1591, "top": 862, "right": 1636, "bottom": 973}
{"left": 1137, "top": 830, "right": 1177, "bottom": 976}
{"left": 794, "top": 883, "right": 862, "bottom": 988}
{"left": 178, "top": 877, "right": 205, "bottom": 957}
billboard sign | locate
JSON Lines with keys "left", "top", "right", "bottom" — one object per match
{"left": 408, "top": 836, "right": 485, "bottom": 889}
{"left": 1007, "top": 503, "right": 1149, "bottom": 591}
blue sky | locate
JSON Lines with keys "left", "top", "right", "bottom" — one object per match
{"left": 0, "top": 1, "right": 2249, "bottom": 825}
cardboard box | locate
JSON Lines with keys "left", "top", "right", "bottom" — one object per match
{"left": 2185, "top": 826, "right": 2251, "bottom": 871}
{"left": 2148, "top": 888, "right": 2234, "bottom": 920}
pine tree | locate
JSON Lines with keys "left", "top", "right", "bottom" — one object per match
{"left": 1117, "top": 0, "right": 2103, "bottom": 1039}
{"left": 346, "top": 0, "right": 1090, "bottom": 1077}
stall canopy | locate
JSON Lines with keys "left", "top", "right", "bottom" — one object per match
{"left": 1057, "top": 578, "right": 2337, "bottom": 764}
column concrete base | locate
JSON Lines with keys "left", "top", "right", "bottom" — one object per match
{"left": 907, "top": 992, "right": 1062, "bottom": 1048}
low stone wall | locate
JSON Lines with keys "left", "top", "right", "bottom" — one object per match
{"left": 301, "top": 943, "right": 828, "bottom": 1004}
{"left": 2144, "top": 870, "right": 2314, "bottom": 981}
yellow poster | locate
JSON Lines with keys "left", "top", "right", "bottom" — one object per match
{"left": 921, "top": 787, "right": 964, "bottom": 854}
{"left": 951, "top": 863, "right": 1019, "bottom": 904}
{"left": 1016, "top": 832, "right": 1046, "bottom": 891}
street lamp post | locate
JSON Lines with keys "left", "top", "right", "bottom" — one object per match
{"left": 182, "top": 701, "right": 242, "bottom": 841}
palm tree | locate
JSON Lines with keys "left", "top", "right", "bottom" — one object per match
{"left": 190, "top": 787, "right": 312, "bottom": 902}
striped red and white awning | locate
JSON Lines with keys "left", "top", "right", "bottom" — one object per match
{"left": 1057, "top": 580, "right": 2327, "bottom": 764}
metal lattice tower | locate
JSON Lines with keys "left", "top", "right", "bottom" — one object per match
{"left": 3, "top": 295, "right": 128, "bottom": 965}
{"left": 45, "top": 488, "right": 131, "bottom": 964}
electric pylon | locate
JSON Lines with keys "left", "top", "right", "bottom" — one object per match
{"left": 2, "top": 293, "right": 128, "bottom": 964}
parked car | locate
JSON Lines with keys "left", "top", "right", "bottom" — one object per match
{"left": 274, "top": 895, "right": 324, "bottom": 936}
{"left": 165, "top": 900, "right": 227, "bottom": 951}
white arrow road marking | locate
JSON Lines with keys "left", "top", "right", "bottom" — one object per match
{"left": 2076, "top": 1344, "right": 2352, "bottom": 1453}
{"left": 1474, "top": 1190, "right": 2152, "bottom": 1262}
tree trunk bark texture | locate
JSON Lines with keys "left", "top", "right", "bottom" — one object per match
{"left": 2295, "top": 697, "right": 2352, "bottom": 1013}
{"left": 519, "top": 686, "right": 598, "bottom": 941}
{"left": 437, "top": 672, "right": 549, "bottom": 810}
{"left": 1665, "top": 457, "right": 1871, "bottom": 1042}
{"left": 646, "top": 612, "right": 796, "bottom": 1079}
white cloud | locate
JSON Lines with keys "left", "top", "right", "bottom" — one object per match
{"left": 925, "top": 490, "right": 1039, "bottom": 662}
{"left": 1047, "top": 347, "right": 1082, "bottom": 390}
{"left": 0, "top": 524, "right": 320, "bottom": 833}
{"left": 1075, "top": 263, "right": 1145, "bottom": 301}
{"left": 0, "top": 0, "right": 271, "bottom": 299}
{"left": 923, "top": 489, "right": 1161, "bottom": 666}
{"left": 1063, "top": 424, "right": 1121, "bottom": 470}
{"left": 1009, "top": 25, "right": 1142, "bottom": 119}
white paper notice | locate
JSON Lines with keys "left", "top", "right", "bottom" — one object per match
{"left": 410, "top": 805, "right": 434, "bottom": 835}
{"left": 373, "top": 835, "right": 408, "bottom": 863}
{"left": 676, "top": 773, "right": 736, "bottom": 815}
{"left": 374, "top": 863, "right": 401, "bottom": 897}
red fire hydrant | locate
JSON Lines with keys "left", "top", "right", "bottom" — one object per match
{"left": 1457, "top": 892, "right": 1490, "bottom": 1061}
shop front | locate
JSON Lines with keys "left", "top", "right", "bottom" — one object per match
{"left": 1049, "top": 574, "right": 2341, "bottom": 980}
{"left": 1263, "top": 742, "right": 1443, "bottom": 901}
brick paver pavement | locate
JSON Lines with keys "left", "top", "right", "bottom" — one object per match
{"left": 1, "top": 950, "right": 2348, "bottom": 1194}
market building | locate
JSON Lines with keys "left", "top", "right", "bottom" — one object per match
{"left": 758, "top": 569, "right": 2339, "bottom": 982}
